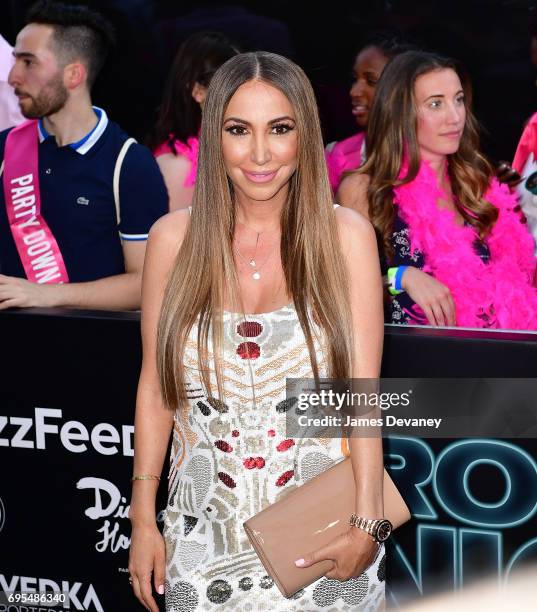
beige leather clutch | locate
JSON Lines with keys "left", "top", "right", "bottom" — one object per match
{"left": 243, "top": 456, "right": 411, "bottom": 598}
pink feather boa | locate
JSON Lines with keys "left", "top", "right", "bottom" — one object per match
{"left": 393, "top": 161, "right": 537, "bottom": 329}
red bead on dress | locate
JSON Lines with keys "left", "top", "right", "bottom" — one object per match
{"left": 236, "top": 341, "right": 261, "bottom": 359}
{"left": 214, "top": 440, "right": 233, "bottom": 453}
{"left": 236, "top": 321, "right": 263, "bottom": 337}
{"left": 218, "top": 472, "right": 236, "bottom": 488}
{"left": 276, "top": 439, "right": 295, "bottom": 452}
{"left": 276, "top": 470, "right": 294, "bottom": 486}
{"left": 243, "top": 457, "right": 257, "bottom": 469}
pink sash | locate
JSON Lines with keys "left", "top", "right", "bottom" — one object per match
{"left": 2, "top": 120, "right": 69, "bottom": 283}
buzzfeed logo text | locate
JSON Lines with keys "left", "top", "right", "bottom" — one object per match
{"left": 0, "top": 408, "right": 133, "bottom": 456}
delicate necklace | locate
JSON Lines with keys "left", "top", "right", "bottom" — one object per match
{"left": 248, "top": 230, "right": 261, "bottom": 267}
{"left": 234, "top": 221, "right": 280, "bottom": 280}
{"left": 235, "top": 238, "right": 279, "bottom": 280}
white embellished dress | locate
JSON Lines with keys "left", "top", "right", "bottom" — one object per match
{"left": 164, "top": 304, "right": 385, "bottom": 611}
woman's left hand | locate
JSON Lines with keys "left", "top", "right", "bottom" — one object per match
{"left": 295, "top": 527, "right": 379, "bottom": 580}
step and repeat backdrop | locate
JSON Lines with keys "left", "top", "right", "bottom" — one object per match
{"left": 1, "top": 309, "right": 536, "bottom": 611}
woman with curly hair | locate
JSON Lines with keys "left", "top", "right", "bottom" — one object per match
{"left": 339, "top": 50, "right": 537, "bottom": 329}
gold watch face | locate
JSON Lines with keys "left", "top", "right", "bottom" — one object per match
{"left": 376, "top": 520, "right": 393, "bottom": 542}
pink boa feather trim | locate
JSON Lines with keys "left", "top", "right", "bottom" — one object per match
{"left": 393, "top": 161, "right": 537, "bottom": 329}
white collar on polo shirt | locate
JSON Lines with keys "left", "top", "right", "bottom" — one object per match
{"left": 37, "top": 106, "right": 109, "bottom": 154}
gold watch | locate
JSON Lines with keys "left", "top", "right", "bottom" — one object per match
{"left": 349, "top": 514, "right": 393, "bottom": 543}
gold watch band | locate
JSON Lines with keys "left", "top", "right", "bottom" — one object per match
{"left": 349, "top": 513, "right": 393, "bottom": 543}
{"left": 349, "top": 514, "right": 380, "bottom": 536}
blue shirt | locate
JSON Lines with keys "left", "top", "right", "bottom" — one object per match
{"left": 0, "top": 107, "right": 168, "bottom": 282}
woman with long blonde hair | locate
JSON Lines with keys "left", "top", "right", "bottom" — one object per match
{"left": 339, "top": 50, "right": 537, "bottom": 329}
{"left": 128, "top": 52, "right": 385, "bottom": 611}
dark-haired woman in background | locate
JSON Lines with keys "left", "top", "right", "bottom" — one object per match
{"left": 339, "top": 51, "right": 537, "bottom": 329}
{"left": 148, "top": 31, "right": 239, "bottom": 210}
{"left": 325, "top": 32, "right": 413, "bottom": 193}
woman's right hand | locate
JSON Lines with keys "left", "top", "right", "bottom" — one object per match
{"left": 128, "top": 522, "right": 166, "bottom": 612}
{"left": 401, "top": 266, "right": 456, "bottom": 327}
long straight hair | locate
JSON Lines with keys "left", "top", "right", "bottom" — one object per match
{"left": 157, "top": 52, "right": 353, "bottom": 410}
{"left": 359, "top": 50, "right": 498, "bottom": 256}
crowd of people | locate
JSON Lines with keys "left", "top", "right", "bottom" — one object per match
{"left": 2, "top": 3, "right": 537, "bottom": 612}
{"left": 2, "top": 2, "right": 536, "bottom": 330}
{"left": 1, "top": 1, "right": 536, "bottom": 330}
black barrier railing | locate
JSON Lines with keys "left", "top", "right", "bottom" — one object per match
{"left": 1, "top": 309, "right": 536, "bottom": 611}
{"left": 383, "top": 323, "right": 537, "bottom": 377}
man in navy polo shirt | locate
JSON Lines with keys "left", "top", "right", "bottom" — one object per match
{"left": 0, "top": 1, "right": 168, "bottom": 310}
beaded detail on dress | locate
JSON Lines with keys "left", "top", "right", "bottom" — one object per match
{"left": 164, "top": 304, "right": 385, "bottom": 611}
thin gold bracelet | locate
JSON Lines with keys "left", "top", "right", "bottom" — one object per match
{"left": 131, "top": 474, "right": 161, "bottom": 482}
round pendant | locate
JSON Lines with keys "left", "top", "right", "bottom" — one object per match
{"left": 252, "top": 271, "right": 261, "bottom": 280}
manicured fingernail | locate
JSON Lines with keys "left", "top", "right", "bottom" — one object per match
{"left": 295, "top": 558, "right": 305, "bottom": 567}
{"left": 158, "top": 585, "right": 164, "bottom": 595}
